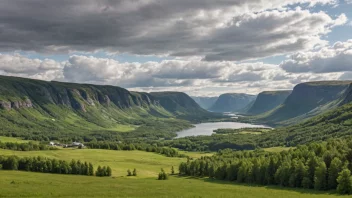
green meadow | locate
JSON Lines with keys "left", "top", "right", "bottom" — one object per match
{"left": 0, "top": 148, "right": 348, "bottom": 198}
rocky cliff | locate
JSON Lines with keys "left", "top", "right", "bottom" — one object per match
{"left": 209, "top": 93, "right": 256, "bottom": 113}
{"left": 246, "top": 91, "right": 292, "bottom": 115}
{"left": 262, "top": 81, "right": 351, "bottom": 124}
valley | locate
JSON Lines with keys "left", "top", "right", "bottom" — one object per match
{"left": 1, "top": 75, "right": 352, "bottom": 197}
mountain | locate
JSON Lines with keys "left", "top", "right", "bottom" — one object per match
{"left": 246, "top": 91, "right": 292, "bottom": 115}
{"left": 149, "top": 92, "right": 211, "bottom": 119}
{"left": 0, "top": 75, "right": 210, "bottom": 140}
{"left": 191, "top": 96, "right": 218, "bottom": 109}
{"left": 259, "top": 81, "right": 351, "bottom": 125}
{"left": 209, "top": 93, "right": 256, "bottom": 113}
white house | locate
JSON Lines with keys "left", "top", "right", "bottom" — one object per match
{"left": 72, "top": 142, "right": 84, "bottom": 147}
{"left": 49, "top": 141, "right": 55, "bottom": 146}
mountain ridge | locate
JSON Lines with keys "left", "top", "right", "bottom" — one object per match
{"left": 209, "top": 93, "right": 256, "bottom": 113}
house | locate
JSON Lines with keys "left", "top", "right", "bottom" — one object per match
{"left": 72, "top": 142, "right": 84, "bottom": 147}
{"left": 49, "top": 141, "right": 55, "bottom": 146}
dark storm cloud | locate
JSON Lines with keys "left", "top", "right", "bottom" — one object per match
{"left": 0, "top": 0, "right": 342, "bottom": 61}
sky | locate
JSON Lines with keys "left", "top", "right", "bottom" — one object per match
{"left": 0, "top": 0, "right": 352, "bottom": 96}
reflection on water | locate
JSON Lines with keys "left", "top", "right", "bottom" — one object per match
{"left": 176, "top": 122, "right": 270, "bottom": 138}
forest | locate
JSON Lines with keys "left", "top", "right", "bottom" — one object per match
{"left": 0, "top": 155, "right": 111, "bottom": 177}
{"left": 178, "top": 138, "right": 352, "bottom": 194}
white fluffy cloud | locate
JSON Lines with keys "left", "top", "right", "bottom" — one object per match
{"left": 280, "top": 40, "right": 352, "bottom": 73}
{"left": 0, "top": 53, "right": 345, "bottom": 96}
{"left": 0, "top": 53, "right": 64, "bottom": 81}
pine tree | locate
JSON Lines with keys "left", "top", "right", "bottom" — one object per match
{"left": 107, "top": 166, "right": 112, "bottom": 176}
{"left": 127, "top": 169, "right": 132, "bottom": 176}
{"left": 337, "top": 169, "right": 352, "bottom": 194}
{"left": 96, "top": 166, "right": 102, "bottom": 177}
{"left": 88, "top": 163, "right": 94, "bottom": 176}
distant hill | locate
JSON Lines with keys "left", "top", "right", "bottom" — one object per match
{"left": 191, "top": 96, "right": 218, "bottom": 110}
{"left": 246, "top": 91, "right": 292, "bottom": 115}
{"left": 258, "top": 81, "right": 351, "bottom": 125}
{"left": 0, "top": 75, "right": 212, "bottom": 140}
{"left": 209, "top": 93, "right": 256, "bottom": 113}
{"left": 149, "top": 92, "right": 212, "bottom": 119}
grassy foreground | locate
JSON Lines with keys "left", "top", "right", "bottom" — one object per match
{"left": 0, "top": 171, "right": 343, "bottom": 198}
{"left": 0, "top": 148, "right": 347, "bottom": 197}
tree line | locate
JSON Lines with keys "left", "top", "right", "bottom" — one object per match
{"left": 0, "top": 141, "right": 57, "bottom": 151}
{"left": 178, "top": 138, "right": 352, "bottom": 194}
{"left": 0, "top": 155, "right": 111, "bottom": 177}
{"left": 85, "top": 142, "right": 187, "bottom": 158}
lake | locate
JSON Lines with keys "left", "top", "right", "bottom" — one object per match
{"left": 176, "top": 122, "right": 270, "bottom": 138}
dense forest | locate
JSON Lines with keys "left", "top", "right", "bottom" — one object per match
{"left": 0, "top": 155, "right": 111, "bottom": 177}
{"left": 0, "top": 141, "right": 57, "bottom": 151}
{"left": 179, "top": 138, "right": 352, "bottom": 194}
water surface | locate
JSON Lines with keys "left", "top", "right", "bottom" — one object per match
{"left": 176, "top": 122, "right": 269, "bottom": 138}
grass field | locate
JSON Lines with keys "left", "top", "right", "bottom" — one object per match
{"left": 0, "top": 136, "right": 32, "bottom": 143}
{"left": 0, "top": 148, "right": 347, "bottom": 197}
{"left": 0, "top": 171, "right": 344, "bottom": 198}
{"left": 0, "top": 149, "right": 184, "bottom": 178}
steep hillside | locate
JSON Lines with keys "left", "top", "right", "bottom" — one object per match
{"left": 259, "top": 81, "right": 351, "bottom": 125}
{"left": 341, "top": 83, "right": 352, "bottom": 105}
{"left": 246, "top": 91, "right": 292, "bottom": 115}
{"left": 258, "top": 101, "right": 352, "bottom": 147}
{"left": 0, "top": 75, "right": 209, "bottom": 141}
{"left": 191, "top": 96, "right": 218, "bottom": 109}
{"left": 149, "top": 92, "right": 214, "bottom": 120}
{"left": 209, "top": 93, "right": 256, "bottom": 113}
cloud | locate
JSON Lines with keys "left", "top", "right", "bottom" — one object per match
{"left": 280, "top": 40, "right": 352, "bottom": 73}
{"left": 0, "top": 51, "right": 349, "bottom": 96}
{"left": 0, "top": 1, "right": 343, "bottom": 61}
{"left": 0, "top": 53, "right": 64, "bottom": 80}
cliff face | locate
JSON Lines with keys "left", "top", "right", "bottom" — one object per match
{"left": 246, "top": 91, "right": 292, "bottom": 115}
{"left": 150, "top": 92, "right": 209, "bottom": 116}
{"left": 191, "top": 96, "right": 218, "bottom": 110}
{"left": 263, "top": 81, "right": 351, "bottom": 123}
{"left": 0, "top": 76, "right": 157, "bottom": 112}
{"left": 209, "top": 93, "right": 256, "bottom": 113}
{"left": 341, "top": 83, "right": 352, "bottom": 105}
{"left": 0, "top": 75, "right": 209, "bottom": 122}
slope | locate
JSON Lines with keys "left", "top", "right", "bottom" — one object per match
{"left": 258, "top": 81, "right": 351, "bottom": 125}
{"left": 246, "top": 91, "right": 292, "bottom": 115}
{"left": 0, "top": 75, "right": 210, "bottom": 141}
{"left": 191, "top": 96, "right": 218, "bottom": 110}
{"left": 209, "top": 93, "right": 256, "bottom": 113}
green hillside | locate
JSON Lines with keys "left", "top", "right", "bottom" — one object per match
{"left": 256, "top": 81, "right": 351, "bottom": 125}
{"left": 0, "top": 75, "right": 211, "bottom": 141}
{"left": 246, "top": 90, "right": 292, "bottom": 115}
{"left": 209, "top": 93, "right": 256, "bottom": 113}
{"left": 191, "top": 96, "right": 218, "bottom": 109}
